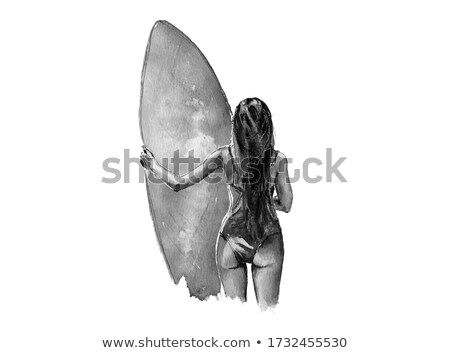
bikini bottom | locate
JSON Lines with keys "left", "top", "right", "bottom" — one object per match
{"left": 219, "top": 232, "right": 282, "bottom": 264}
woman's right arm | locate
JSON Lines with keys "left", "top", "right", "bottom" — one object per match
{"left": 274, "top": 152, "right": 293, "bottom": 213}
{"left": 141, "top": 146, "right": 226, "bottom": 192}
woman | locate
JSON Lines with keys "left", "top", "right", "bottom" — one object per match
{"left": 140, "top": 98, "right": 293, "bottom": 310}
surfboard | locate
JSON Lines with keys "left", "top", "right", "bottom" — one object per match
{"left": 139, "top": 21, "right": 231, "bottom": 299}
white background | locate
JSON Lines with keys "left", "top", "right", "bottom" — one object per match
{"left": 1, "top": 1, "right": 449, "bottom": 352}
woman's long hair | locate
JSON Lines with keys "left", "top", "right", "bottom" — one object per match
{"left": 232, "top": 98, "right": 275, "bottom": 236}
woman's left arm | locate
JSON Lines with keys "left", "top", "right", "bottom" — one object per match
{"left": 274, "top": 152, "right": 293, "bottom": 212}
{"left": 140, "top": 146, "right": 225, "bottom": 192}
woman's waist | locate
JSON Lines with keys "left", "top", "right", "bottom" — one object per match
{"left": 228, "top": 201, "right": 279, "bottom": 220}
{"left": 221, "top": 210, "right": 281, "bottom": 233}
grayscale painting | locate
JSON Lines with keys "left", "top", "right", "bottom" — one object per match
{"left": 139, "top": 20, "right": 293, "bottom": 310}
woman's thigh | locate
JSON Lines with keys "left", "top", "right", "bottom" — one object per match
{"left": 252, "top": 234, "right": 284, "bottom": 309}
{"left": 216, "top": 237, "right": 248, "bottom": 300}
